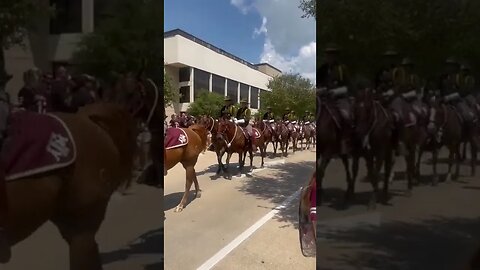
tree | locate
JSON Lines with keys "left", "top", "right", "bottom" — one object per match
{"left": 260, "top": 73, "right": 315, "bottom": 119}
{"left": 0, "top": 1, "right": 51, "bottom": 90}
{"left": 317, "top": 0, "right": 480, "bottom": 80}
{"left": 299, "top": 0, "right": 316, "bottom": 20}
{"left": 72, "top": 0, "right": 162, "bottom": 84}
{"left": 164, "top": 69, "right": 176, "bottom": 106}
{"left": 187, "top": 90, "right": 224, "bottom": 117}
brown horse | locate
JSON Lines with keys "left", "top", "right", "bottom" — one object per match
{"left": 303, "top": 123, "right": 315, "bottom": 150}
{"left": 316, "top": 89, "right": 352, "bottom": 205}
{"left": 199, "top": 115, "right": 217, "bottom": 153}
{"left": 1, "top": 73, "right": 159, "bottom": 269}
{"left": 161, "top": 124, "right": 208, "bottom": 212}
{"left": 276, "top": 121, "right": 290, "bottom": 157}
{"left": 255, "top": 120, "right": 276, "bottom": 158}
{"left": 213, "top": 118, "right": 252, "bottom": 179}
{"left": 427, "top": 100, "right": 463, "bottom": 182}
{"left": 290, "top": 122, "right": 301, "bottom": 152}
{"left": 352, "top": 88, "right": 394, "bottom": 208}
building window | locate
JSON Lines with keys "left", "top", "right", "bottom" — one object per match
{"left": 193, "top": 68, "right": 210, "bottom": 100}
{"left": 250, "top": 87, "right": 259, "bottom": 109}
{"left": 240, "top": 83, "right": 249, "bottom": 103}
{"left": 50, "top": 0, "right": 83, "bottom": 34}
{"left": 227, "top": 79, "right": 238, "bottom": 104}
{"left": 179, "top": 67, "right": 190, "bottom": 82}
{"left": 212, "top": 74, "right": 225, "bottom": 96}
{"left": 179, "top": 86, "right": 190, "bottom": 103}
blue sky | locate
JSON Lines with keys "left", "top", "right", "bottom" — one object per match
{"left": 164, "top": 0, "right": 316, "bottom": 83}
{"left": 164, "top": 1, "right": 264, "bottom": 64}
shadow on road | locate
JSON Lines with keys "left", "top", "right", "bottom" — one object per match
{"left": 317, "top": 216, "right": 480, "bottom": 270}
{"left": 236, "top": 160, "right": 315, "bottom": 229}
{"left": 101, "top": 228, "right": 163, "bottom": 269}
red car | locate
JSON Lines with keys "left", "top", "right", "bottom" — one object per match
{"left": 298, "top": 170, "right": 316, "bottom": 257}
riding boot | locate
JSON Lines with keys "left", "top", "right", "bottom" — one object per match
{"left": 0, "top": 167, "right": 10, "bottom": 263}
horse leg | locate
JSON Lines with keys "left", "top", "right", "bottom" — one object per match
{"left": 471, "top": 142, "right": 477, "bottom": 177}
{"left": 454, "top": 143, "right": 461, "bottom": 181}
{"left": 216, "top": 149, "right": 225, "bottom": 175}
{"left": 445, "top": 144, "right": 455, "bottom": 183}
{"left": 186, "top": 163, "right": 201, "bottom": 199}
{"left": 365, "top": 154, "right": 378, "bottom": 209}
{"left": 415, "top": 146, "right": 423, "bottom": 181}
{"left": 341, "top": 155, "right": 353, "bottom": 205}
{"left": 460, "top": 142, "right": 467, "bottom": 161}
{"left": 225, "top": 152, "right": 233, "bottom": 179}
{"left": 173, "top": 165, "right": 196, "bottom": 212}
{"left": 405, "top": 151, "right": 415, "bottom": 196}
{"left": 432, "top": 147, "right": 439, "bottom": 186}
{"left": 52, "top": 210, "right": 105, "bottom": 270}
{"left": 383, "top": 149, "right": 394, "bottom": 203}
{"left": 317, "top": 156, "right": 331, "bottom": 206}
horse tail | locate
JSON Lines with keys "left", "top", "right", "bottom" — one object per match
{"left": 189, "top": 124, "right": 209, "bottom": 152}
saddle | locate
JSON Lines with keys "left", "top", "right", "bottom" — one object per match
{"left": 164, "top": 127, "right": 188, "bottom": 149}
{"left": 2, "top": 111, "right": 76, "bottom": 181}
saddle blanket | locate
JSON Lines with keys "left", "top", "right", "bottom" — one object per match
{"left": 241, "top": 127, "right": 261, "bottom": 139}
{"left": 165, "top": 128, "right": 188, "bottom": 150}
{"left": 1, "top": 111, "right": 76, "bottom": 181}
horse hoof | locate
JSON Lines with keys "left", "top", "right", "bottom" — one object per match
{"left": 445, "top": 174, "right": 452, "bottom": 183}
{"left": 174, "top": 206, "right": 184, "bottom": 212}
{"left": 432, "top": 177, "right": 439, "bottom": 186}
{"left": 405, "top": 190, "right": 412, "bottom": 197}
{"left": 368, "top": 202, "right": 377, "bottom": 210}
{"left": 196, "top": 190, "right": 202, "bottom": 198}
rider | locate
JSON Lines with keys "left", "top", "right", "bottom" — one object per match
{"left": 302, "top": 110, "right": 310, "bottom": 123}
{"left": 220, "top": 96, "right": 236, "bottom": 119}
{"left": 262, "top": 106, "right": 274, "bottom": 121}
{"left": 50, "top": 66, "right": 76, "bottom": 112}
{"left": 439, "top": 57, "right": 477, "bottom": 127}
{"left": 0, "top": 73, "right": 11, "bottom": 262}
{"left": 400, "top": 57, "right": 423, "bottom": 116}
{"left": 236, "top": 99, "right": 257, "bottom": 152}
{"left": 375, "top": 48, "right": 411, "bottom": 155}
{"left": 317, "top": 43, "right": 352, "bottom": 154}
{"left": 282, "top": 108, "right": 291, "bottom": 122}
{"left": 460, "top": 62, "right": 479, "bottom": 113}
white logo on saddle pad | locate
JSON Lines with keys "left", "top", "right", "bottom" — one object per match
{"left": 46, "top": 133, "right": 70, "bottom": 162}
{"left": 178, "top": 134, "right": 187, "bottom": 144}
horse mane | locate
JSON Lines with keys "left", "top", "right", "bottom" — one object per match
{"left": 189, "top": 124, "right": 209, "bottom": 152}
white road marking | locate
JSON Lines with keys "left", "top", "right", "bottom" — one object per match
{"left": 196, "top": 188, "right": 302, "bottom": 270}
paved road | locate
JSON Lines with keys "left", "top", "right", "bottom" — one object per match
{"left": 164, "top": 145, "right": 316, "bottom": 270}
{"left": 317, "top": 151, "right": 480, "bottom": 270}
{"left": 4, "top": 177, "right": 163, "bottom": 269}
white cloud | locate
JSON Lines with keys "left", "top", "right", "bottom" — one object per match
{"left": 231, "top": 0, "right": 316, "bottom": 85}
{"left": 230, "top": 0, "right": 250, "bottom": 15}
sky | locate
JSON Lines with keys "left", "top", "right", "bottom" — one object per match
{"left": 164, "top": 0, "right": 316, "bottom": 84}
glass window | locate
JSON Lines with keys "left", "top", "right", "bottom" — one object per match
{"left": 94, "top": 0, "right": 112, "bottom": 28}
{"left": 240, "top": 83, "right": 249, "bottom": 103}
{"left": 50, "top": 0, "right": 83, "bottom": 34}
{"left": 179, "top": 86, "right": 190, "bottom": 103}
{"left": 179, "top": 67, "right": 190, "bottom": 82}
{"left": 227, "top": 79, "right": 238, "bottom": 103}
{"left": 194, "top": 68, "right": 210, "bottom": 100}
{"left": 250, "top": 87, "right": 259, "bottom": 109}
{"left": 212, "top": 74, "right": 225, "bottom": 96}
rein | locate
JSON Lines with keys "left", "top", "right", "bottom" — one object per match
{"left": 219, "top": 122, "right": 238, "bottom": 148}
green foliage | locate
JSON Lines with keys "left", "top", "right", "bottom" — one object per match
{"left": 260, "top": 73, "right": 315, "bottom": 119}
{"left": 299, "top": 0, "right": 316, "bottom": 20}
{"left": 317, "top": 0, "right": 480, "bottom": 79}
{"left": 0, "top": 0, "right": 51, "bottom": 86}
{"left": 164, "top": 69, "right": 176, "bottom": 106}
{"left": 187, "top": 90, "right": 224, "bottom": 117}
{"left": 72, "top": 0, "right": 162, "bottom": 84}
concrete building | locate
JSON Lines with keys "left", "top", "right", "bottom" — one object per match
{"left": 4, "top": 0, "right": 102, "bottom": 102}
{"left": 164, "top": 29, "right": 281, "bottom": 116}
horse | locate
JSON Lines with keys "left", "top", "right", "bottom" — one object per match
{"left": 276, "top": 121, "right": 290, "bottom": 157}
{"left": 352, "top": 88, "right": 394, "bottom": 208}
{"left": 1, "top": 75, "right": 159, "bottom": 269}
{"left": 303, "top": 122, "right": 315, "bottom": 150}
{"left": 255, "top": 120, "right": 276, "bottom": 158}
{"left": 213, "top": 118, "right": 252, "bottom": 179}
{"left": 199, "top": 115, "right": 217, "bottom": 153}
{"left": 159, "top": 124, "right": 208, "bottom": 212}
{"left": 426, "top": 98, "right": 463, "bottom": 183}
{"left": 316, "top": 89, "right": 353, "bottom": 206}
